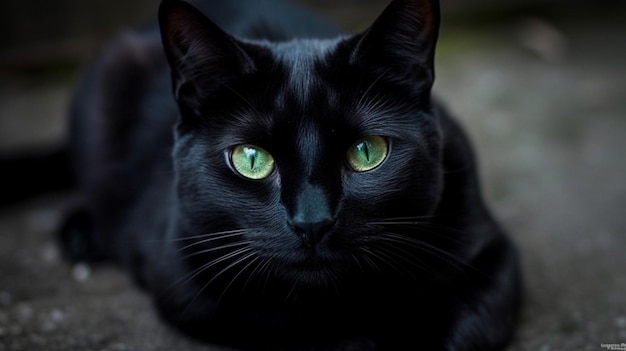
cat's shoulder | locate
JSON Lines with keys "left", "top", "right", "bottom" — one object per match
{"left": 91, "top": 28, "right": 166, "bottom": 85}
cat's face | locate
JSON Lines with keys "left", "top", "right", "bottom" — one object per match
{"left": 160, "top": 0, "right": 443, "bottom": 289}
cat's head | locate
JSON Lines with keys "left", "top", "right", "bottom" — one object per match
{"left": 159, "top": 0, "right": 443, "bottom": 290}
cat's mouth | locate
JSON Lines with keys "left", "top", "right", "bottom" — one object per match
{"left": 265, "top": 249, "right": 352, "bottom": 287}
{"left": 276, "top": 263, "right": 341, "bottom": 288}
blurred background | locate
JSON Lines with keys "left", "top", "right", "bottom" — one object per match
{"left": 1, "top": 0, "right": 625, "bottom": 350}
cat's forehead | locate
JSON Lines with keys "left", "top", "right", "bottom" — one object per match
{"left": 271, "top": 39, "right": 338, "bottom": 68}
{"left": 270, "top": 39, "right": 339, "bottom": 104}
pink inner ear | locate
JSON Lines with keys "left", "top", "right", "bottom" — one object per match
{"left": 411, "top": 0, "right": 438, "bottom": 40}
{"left": 349, "top": 0, "right": 439, "bottom": 68}
{"left": 160, "top": 0, "right": 211, "bottom": 59}
{"left": 394, "top": 0, "right": 439, "bottom": 46}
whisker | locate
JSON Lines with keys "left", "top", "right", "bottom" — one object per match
{"left": 366, "top": 215, "right": 435, "bottom": 226}
{"left": 359, "top": 249, "right": 383, "bottom": 273}
{"left": 177, "top": 230, "right": 248, "bottom": 252}
{"left": 407, "top": 223, "right": 469, "bottom": 246}
{"left": 141, "top": 229, "right": 248, "bottom": 248}
{"left": 216, "top": 253, "right": 260, "bottom": 302}
{"left": 171, "top": 229, "right": 248, "bottom": 242}
{"left": 379, "top": 232, "right": 474, "bottom": 274}
{"left": 369, "top": 219, "right": 468, "bottom": 245}
{"left": 174, "top": 246, "right": 254, "bottom": 289}
{"left": 376, "top": 237, "right": 448, "bottom": 279}
{"left": 181, "top": 240, "right": 253, "bottom": 259}
{"left": 180, "top": 247, "right": 256, "bottom": 318}
{"left": 286, "top": 278, "right": 302, "bottom": 301}
{"left": 360, "top": 247, "right": 387, "bottom": 272}
{"left": 351, "top": 254, "right": 366, "bottom": 277}
{"left": 369, "top": 244, "right": 419, "bottom": 278}
{"left": 367, "top": 221, "right": 429, "bottom": 226}
{"left": 258, "top": 256, "right": 278, "bottom": 293}
{"left": 241, "top": 255, "right": 273, "bottom": 292}
{"left": 326, "top": 270, "right": 340, "bottom": 296}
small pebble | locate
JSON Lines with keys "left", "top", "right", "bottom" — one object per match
{"left": 0, "top": 291, "right": 12, "bottom": 306}
{"left": 616, "top": 316, "right": 626, "bottom": 329}
{"left": 72, "top": 263, "right": 92, "bottom": 282}
{"left": 15, "top": 303, "right": 33, "bottom": 322}
{"left": 40, "top": 242, "right": 60, "bottom": 263}
{"left": 50, "top": 308, "right": 65, "bottom": 322}
{"left": 539, "top": 345, "right": 551, "bottom": 351}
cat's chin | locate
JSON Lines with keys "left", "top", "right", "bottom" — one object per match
{"left": 269, "top": 252, "right": 349, "bottom": 288}
{"left": 281, "top": 267, "right": 338, "bottom": 288}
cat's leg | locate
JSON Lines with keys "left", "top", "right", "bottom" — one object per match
{"left": 57, "top": 206, "right": 109, "bottom": 263}
{"left": 444, "top": 236, "right": 522, "bottom": 351}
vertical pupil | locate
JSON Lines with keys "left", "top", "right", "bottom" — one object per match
{"left": 244, "top": 147, "right": 256, "bottom": 169}
{"left": 357, "top": 142, "right": 370, "bottom": 161}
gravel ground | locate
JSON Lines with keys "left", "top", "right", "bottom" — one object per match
{"left": 1, "top": 2, "right": 625, "bottom": 350}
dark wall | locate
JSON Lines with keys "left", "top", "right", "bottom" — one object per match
{"left": 0, "top": 0, "right": 606, "bottom": 70}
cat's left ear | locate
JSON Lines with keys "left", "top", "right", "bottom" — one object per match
{"left": 158, "top": 0, "right": 256, "bottom": 110}
{"left": 349, "top": 0, "right": 439, "bottom": 87}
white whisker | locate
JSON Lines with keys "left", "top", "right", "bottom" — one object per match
{"left": 177, "top": 230, "right": 247, "bottom": 252}
{"left": 351, "top": 254, "right": 366, "bottom": 277}
{"left": 359, "top": 247, "right": 387, "bottom": 273}
{"left": 181, "top": 240, "right": 253, "bottom": 260}
{"left": 153, "top": 229, "right": 247, "bottom": 243}
{"left": 242, "top": 256, "right": 274, "bottom": 292}
{"left": 175, "top": 246, "right": 254, "bottom": 289}
{"left": 179, "top": 247, "right": 257, "bottom": 319}
{"left": 216, "top": 252, "right": 261, "bottom": 302}
{"left": 378, "top": 232, "right": 474, "bottom": 275}
{"left": 286, "top": 278, "right": 301, "bottom": 301}
{"left": 367, "top": 244, "right": 418, "bottom": 278}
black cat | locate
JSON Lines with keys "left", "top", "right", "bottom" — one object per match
{"left": 54, "top": 0, "right": 522, "bottom": 349}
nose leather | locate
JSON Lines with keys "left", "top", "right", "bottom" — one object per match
{"left": 290, "top": 182, "right": 335, "bottom": 247}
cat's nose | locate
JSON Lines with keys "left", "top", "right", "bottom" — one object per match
{"left": 291, "top": 217, "right": 336, "bottom": 248}
{"left": 290, "top": 182, "right": 336, "bottom": 248}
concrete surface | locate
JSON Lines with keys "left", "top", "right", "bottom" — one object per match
{"left": 1, "top": 2, "right": 625, "bottom": 350}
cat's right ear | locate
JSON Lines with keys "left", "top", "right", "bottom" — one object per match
{"left": 348, "top": 0, "right": 439, "bottom": 93}
{"left": 158, "top": 0, "right": 255, "bottom": 111}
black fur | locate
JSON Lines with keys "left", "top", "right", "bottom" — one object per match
{"left": 59, "top": 0, "right": 522, "bottom": 349}
{"left": 0, "top": 148, "right": 72, "bottom": 207}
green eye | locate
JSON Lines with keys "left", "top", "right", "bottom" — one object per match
{"left": 230, "top": 144, "right": 275, "bottom": 179}
{"left": 346, "top": 135, "right": 388, "bottom": 172}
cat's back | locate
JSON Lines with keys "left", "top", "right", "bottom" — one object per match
{"left": 189, "top": 0, "right": 342, "bottom": 40}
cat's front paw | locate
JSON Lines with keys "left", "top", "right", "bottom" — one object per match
{"left": 58, "top": 208, "right": 108, "bottom": 263}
